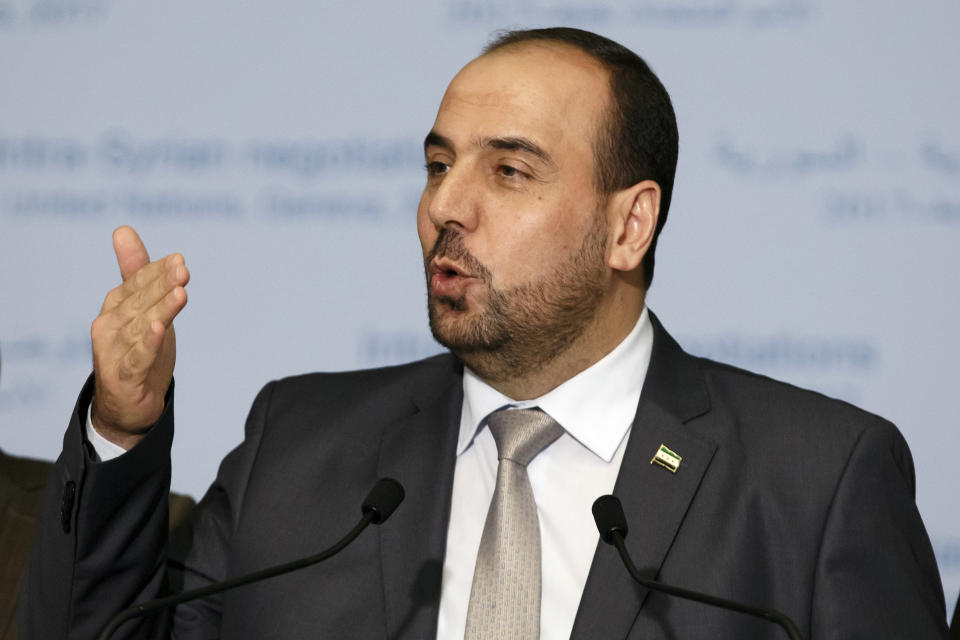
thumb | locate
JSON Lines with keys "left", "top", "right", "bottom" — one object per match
{"left": 113, "top": 226, "right": 151, "bottom": 281}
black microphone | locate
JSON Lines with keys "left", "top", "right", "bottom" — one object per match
{"left": 592, "top": 495, "right": 804, "bottom": 640}
{"left": 98, "top": 478, "right": 405, "bottom": 640}
{"left": 362, "top": 476, "right": 405, "bottom": 523}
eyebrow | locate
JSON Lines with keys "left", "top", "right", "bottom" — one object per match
{"left": 423, "top": 130, "right": 556, "bottom": 168}
{"left": 484, "top": 136, "right": 554, "bottom": 167}
{"left": 424, "top": 131, "right": 453, "bottom": 153}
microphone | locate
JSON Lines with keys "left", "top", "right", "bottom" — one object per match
{"left": 98, "top": 478, "right": 405, "bottom": 640}
{"left": 592, "top": 495, "right": 804, "bottom": 640}
{"left": 362, "top": 476, "right": 405, "bottom": 523}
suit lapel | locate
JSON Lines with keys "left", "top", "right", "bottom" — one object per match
{"left": 377, "top": 359, "right": 463, "bottom": 640}
{"left": 571, "top": 314, "right": 719, "bottom": 639}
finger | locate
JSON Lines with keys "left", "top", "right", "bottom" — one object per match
{"left": 157, "top": 284, "right": 188, "bottom": 328}
{"left": 102, "top": 254, "right": 188, "bottom": 315}
{"left": 120, "top": 257, "right": 188, "bottom": 314}
{"left": 116, "top": 286, "right": 187, "bottom": 348}
{"left": 113, "top": 226, "right": 151, "bottom": 282}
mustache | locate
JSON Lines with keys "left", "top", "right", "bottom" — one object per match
{"left": 426, "top": 228, "right": 491, "bottom": 281}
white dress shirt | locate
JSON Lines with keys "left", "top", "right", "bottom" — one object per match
{"left": 89, "top": 310, "right": 654, "bottom": 639}
{"left": 86, "top": 406, "right": 128, "bottom": 460}
{"left": 436, "top": 308, "right": 653, "bottom": 639}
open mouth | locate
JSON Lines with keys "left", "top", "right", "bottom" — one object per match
{"left": 431, "top": 258, "right": 473, "bottom": 280}
{"left": 430, "top": 258, "right": 479, "bottom": 298}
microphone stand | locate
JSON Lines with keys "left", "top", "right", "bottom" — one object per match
{"left": 98, "top": 477, "right": 404, "bottom": 640}
{"left": 608, "top": 530, "right": 804, "bottom": 640}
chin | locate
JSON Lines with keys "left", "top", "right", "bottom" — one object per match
{"left": 428, "top": 303, "right": 472, "bottom": 346}
{"left": 428, "top": 299, "right": 493, "bottom": 352}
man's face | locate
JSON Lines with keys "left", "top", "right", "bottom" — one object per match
{"left": 417, "top": 43, "right": 614, "bottom": 381}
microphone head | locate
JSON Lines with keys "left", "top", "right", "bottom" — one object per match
{"left": 592, "top": 494, "right": 629, "bottom": 544}
{"left": 362, "top": 478, "right": 405, "bottom": 524}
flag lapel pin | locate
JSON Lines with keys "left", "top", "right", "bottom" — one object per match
{"left": 651, "top": 444, "right": 682, "bottom": 473}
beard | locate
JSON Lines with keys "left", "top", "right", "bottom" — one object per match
{"left": 425, "top": 213, "right": 608, "bottom": 383}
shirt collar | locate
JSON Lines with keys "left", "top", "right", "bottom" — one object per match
{"left": 457, "top": 307, "right": 653, "bottom": 463}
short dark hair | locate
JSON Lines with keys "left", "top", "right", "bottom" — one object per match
{"left": 483, "top": 27, "right": 679, "bottom": 289}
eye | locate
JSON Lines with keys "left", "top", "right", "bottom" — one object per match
{"left": 425, "top": 161, "right": 450, "bottom": 177}
{"left": 497, "top": 164, "right": 528, "bottom": 180}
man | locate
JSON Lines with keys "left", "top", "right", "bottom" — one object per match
{"left": 21, "top": 27, "right": 948, "bottom": 639}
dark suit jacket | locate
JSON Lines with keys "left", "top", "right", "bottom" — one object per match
{"left": 19, "top": 315, "right": 948, "bottom": 638}
{"left": 0, "top": 450, "right": 196, "bottom": 640}
{"left": 952, "top": 595, "right": 960, "bottom": 639}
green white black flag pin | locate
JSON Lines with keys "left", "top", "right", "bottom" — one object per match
{"left": 651, "top": 444, "right": 681, "bottom": 473}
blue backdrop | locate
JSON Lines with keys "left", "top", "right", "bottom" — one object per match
{"left": 2, "top": 0, "right": 958, "bottom": 615}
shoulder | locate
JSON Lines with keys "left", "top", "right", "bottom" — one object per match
{"left": 0, "top": 450, "right": 52, "bottom": 522}
{"left": 686, "top": 355, "right": 913, "bottom": 485}
{"left": 264, "top": 352, "right": 460, "bottom": 408}
{"left": 697, "top": 355, "right": 895, "bottom": 433}
{"left": 0, "top": 449, "right": 52, "bottom": 493}
{"left": 647, "top": 313, "right": 899, "bottom": 452}
{"left": 239, "top": 352, "right": 461, "bottom": 440}
{"left": 273, "top": 352, "right": 458, "bottom": 390}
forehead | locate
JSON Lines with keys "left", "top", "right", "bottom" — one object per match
{"left": 432, "top": 43, "right": 610, "bottom": 159}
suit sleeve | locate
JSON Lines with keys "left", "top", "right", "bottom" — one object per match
{"left": 810, "top": 420, "right": 948, "bottom": 639}
{"left": 18, "top": 376, "right": 276, "bottom": 640}
{"left": 19, "top": 374, "right": 175, "bottom": 639}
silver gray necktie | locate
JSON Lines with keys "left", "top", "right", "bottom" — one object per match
{"left": 464, "top": 408, "right": 565, "bottom": 640}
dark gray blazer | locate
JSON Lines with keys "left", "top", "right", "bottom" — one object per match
{"left": 20, "top": 315, "right": 949, "bottom": 638}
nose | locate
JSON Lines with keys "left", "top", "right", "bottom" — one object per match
{"left": 421, "top": 162, "right": 481, "bottom": 233}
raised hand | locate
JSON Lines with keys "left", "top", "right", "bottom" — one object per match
{"left": 90, "top": 226, "right": 190, "bottom": 449}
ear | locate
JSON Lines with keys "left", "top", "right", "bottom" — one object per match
{"left": 606, "top": 180, "right": 660, "bottom": 273}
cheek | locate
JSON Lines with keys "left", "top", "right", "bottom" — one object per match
{"left": 416, "top": 194, "right": 436, "bottom": 257}
{"left": 482, "top": 230, "right": 555, "bottom": 286}
{"left": 487, "top": 214, "right": 595, "bottom": 284}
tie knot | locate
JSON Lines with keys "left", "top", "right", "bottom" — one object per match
{"left": 486, "top": 408, "right": 564, "bottom": 467}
